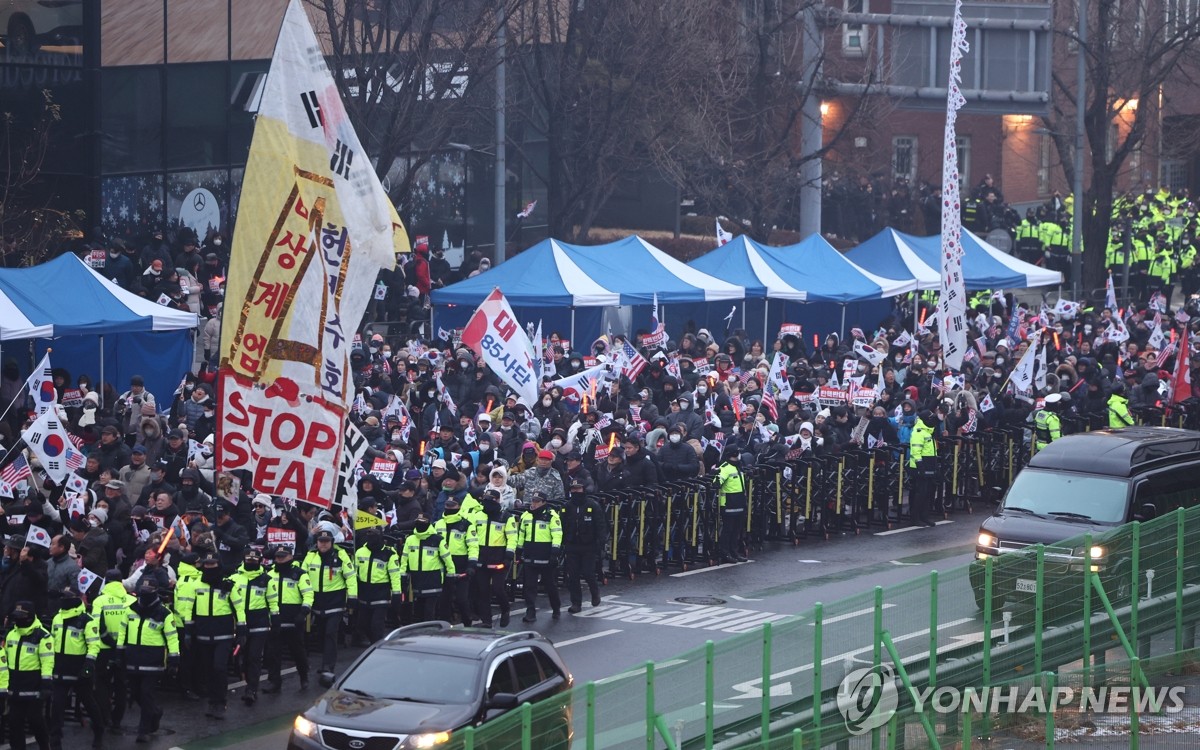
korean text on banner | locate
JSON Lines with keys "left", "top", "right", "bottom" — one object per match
{"left": 460, "top": 288, "right": 539, "bottom": 404}
{"left": 216, "top": 0, "right": 409, "bottom": 508}
{"left": 937, "top": 0, "right": 970, "bottom": 371}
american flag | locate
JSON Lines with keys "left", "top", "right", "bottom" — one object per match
{"left": 1, "top": 454, "right": 32, "bottom": 485}
{"left": 65, "top": 448, "right": 84, "bottom": 471}
{"left": 761, "top": 393, "right": 778, "bottom": 422}
{"left": 1155, "top": 341, "right": 1177, "bottom": 369}
{"left": 618, "top": 340, "right": 647, "bottom": 380}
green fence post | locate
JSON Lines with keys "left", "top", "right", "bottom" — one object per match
{"left": 1176, "top": 509, "right": 1185, "bottom": 660}
{"left": 1130, "top": 522, "right": 1141, "bottom": 653}
{"left": 876, "top": 585, "right": 885, "bottom": 750}
{"left": 1035, "top": 544, "right": 1045, "bottom": 675}
{"left": 961, "top": 693, "right": 973, "bottom": 750}
{"left": 762, "top": 622, "right": 773, "bottom": 749}
{"left": 586, "top": 680, "right": 596, "bottom": 750}
{"left": 1043, "top": 672, "right": 1055, "bottom": 750}
{"left": 645, "top": 661, "right": 656, "bottom": 750}
{"left": 927, "top": 574, "right": 937, "bottom": 691}
{"left": 1130, "top": 657, "right": 1141, "bottom": 750}
{"left": 521, "top": 702, "right": 532, "bottom": 750}
{"left": 705, "top": 640, "right": 715, "bottom": 750}
{"left": 981, "top": 556, "right": 993, "bottom": 740}
{"left": 813, "top": 603, "right": 824, "bottom": 749}
{"left": 1082, "top": 532, "right": 1093, "bottom": 690}
{"left": 463, "top": 725, "right": 475, "bottom": 750}
{"left": 792, "top": 727, "right": 803, "bottom": 750}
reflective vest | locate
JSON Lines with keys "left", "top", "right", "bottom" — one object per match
{"left": 119, "top": 605, "right": 180, "bottom": 672}
{"left": 354, "top": 544, "right": 403, "bottom": 601}
{"left": 716, "top": 463, "right": 745, "bottom": 510}
{"left": 302, "top": 548, "right": 357, "bottom": 598}
{"left": 91, "top": 580, "right": 134, "bottom": 651}
{"left": 50, "top": 604, "right": 101, "bottom": 680}
{"left": 1108, "top": 394, "right": 1135, "bottom": 428}
{"left": 231, "top": 565, "right": 272, "bottom": 633}
{"left": 435, "top": 511, "right": 480, "bottom": 574}
{"left": 908, "top": 420, "right": 937, "bottom": 468}
{"left": 1148, "top": 252, "right": 1177, "bottom": 283}
{"left": 517, "top": 508, "right": 562, "bottom": 565}
{"left": 0, "top": 621, "right": 53, "bottom": 696}
{"left": 474, "top": 515, "right": 518, "bottom": 568}
{"left": 266, "top": 564, "right": 314, "bottom": 628}
{"left": 399, "top": 528, "right": 455, "bottom": 596}
{"left": 1034, "top": 409, "right": 1061, "bottom": 449}
{"left": 178, "top": 575, "right": 244, "bottom": 641}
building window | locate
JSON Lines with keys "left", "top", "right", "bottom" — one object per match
{"left": 891, "top": 136, "right": 917, "bottom": 183}
{"left": 956, "top": 136, "right": 971, "bottom": 188}
{"left": 1162, "top": 160, "right": 1188, "bottom": 191}
{"left": 1037, "top": 135, "right": 1052, "bottom": 196}
{"left": 843, "top": 0, "right": 868, "bottom": 57}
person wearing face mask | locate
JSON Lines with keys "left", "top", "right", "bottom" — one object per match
{"left": 89, "top": 568, "right": 131, "bottom": 732}
{"left": 908, "top": 409, "right": 940, "bottom": 527}
{"left": 517, "top": 491, "right": 562, "bottom": 622}
{"left": 517, "top": 449, "right": 566, "bottom": 508}
{"left": 561, "top": 479, "right": 606, "bottom": 614}
{"left": 0, "top": 600, "right": 52, "bottom": 749}
{"left": 433, "top": 497, "right": 478, "bottom": 625}
{"left": 264, "top": 546, "right": 312, "bottom": 693}
{"left": 533, "top": 393, "right": 566, "bottom": 437}
{"left": 471, "top": 490, "right": 516, "bottom": 627}
{"left": 301, "top": 531, "right": 356, "bottom": 683}
{"left": 715, "top": 448, "right": 748, "bottom": 563}
{"left": 120, "top": 582, "right": 180, "bottom": 743}
{"left": 177, "top": 554, "right": 244, "bottom": 718}
{"left": 865, "top": 406, "right": 900, "bottom": 446}
{"left": 353, "top": 528, "right": 403, "bottom": 643}
{"left": 49, "top": 585, "right": 105, "bottom": 750}
{"left": 657, "top": 424, "right": 699, "bottom": 481}
{"left": 784, "top": 421, "right": 820, "bottom": 459}
{"left": 399, "top": 513, "right": 455, "bottom": 622}
{"left": 230, "top": 549, "right": 272, "bottom": 705}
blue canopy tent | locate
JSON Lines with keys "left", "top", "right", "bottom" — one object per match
{"left": 0, "top": 254, "right": 199, "bottom": 406}
{"left": 686, "top": 235, "right": 915, "bottom": 345}
{"left": 431, "top": 236, "right": 744, "bottom": 346}
{"left": 843, "top": 229, "right": 941, "bottom": 291}
{"left": 891, "top": 229, "right": 1063, "bottom": 290}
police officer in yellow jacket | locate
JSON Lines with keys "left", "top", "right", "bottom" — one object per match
{"left": 435, "top": 496, "right": 479, "bottom": 625}
{"left": 177, "top": 553, "right": 244, "bottom": 719}
{"left": 1108, "top": 381, "right": 1135, "bottom": 428}
{"left": 302, "top": 530, "right": 356, "bottom": 682}
{"left": 354, "top": 528, "right": 403, "bottom": 643}
{"left": 231, "top": 549, "right": 271, "bottom": 705}
{"left": 264, "top": 545, "right": 312, "bottom": 693}
{"left": 90, "top": 569, "right": 132, "bottom": 732}
{"left": 399, "top": 514, "right": 456, "bottom": 622}
{"left": 119, "top": 582, "right": 180, "bottom": 744}
{"left": 518, "top": 491, "right": 563, "bottom": 622}
{"left": 908, "top": 409, "right": 939, "bottom": 527}
{"left": 716, "top": 448, "right": 747, "bottom": 563}
{"left": 50, "top": 585, "right": 104, "bottom": 750}
{"left": 473, "top": 489, "right": 517, "bottom": 628}
{"left": 1034, "top": 393, "right": 1063, "bottom": 452}
{"left": 0, "top": 601, "right": 54, "bottom": 750}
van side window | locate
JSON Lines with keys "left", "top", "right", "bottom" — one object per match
{"left": 1133, "top": 466, "right": 1199, "bottom": 516}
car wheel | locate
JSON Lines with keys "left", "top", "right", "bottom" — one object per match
{"left": 6, "top": 16, "right": 36, "bottom": 58}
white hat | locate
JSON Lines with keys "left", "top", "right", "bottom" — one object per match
{"left": 252, "top": 493, "right": 273, "bottom": 508}
{"left": 431, "top": 458, "right": 447, "bottom": 469}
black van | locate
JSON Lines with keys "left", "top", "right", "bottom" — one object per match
{"left": 971, "top": 426, "right": 1200, "bottom": 609}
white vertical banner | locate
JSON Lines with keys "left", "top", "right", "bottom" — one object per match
{"left": 937, "top": 0, "right": 971, "bottom": 371}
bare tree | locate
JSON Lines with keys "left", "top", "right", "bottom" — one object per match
{"left": 648, "top": 0, "right": 885, "bottom": 242}
{"left": 1042, "top": 0, "right": 1200, "bottom": 290}
{"left": 505, "top": 0, "right": 723, "bottom": 241}
{"left": 0, "top": 89, "right": 84, "bottom": 267}
{"left": 308, "top": 0, "right": 507, "bottom": 215}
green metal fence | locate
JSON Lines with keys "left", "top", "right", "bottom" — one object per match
{"left": 447, "top": 504, "right": 1200, "bottom": 750}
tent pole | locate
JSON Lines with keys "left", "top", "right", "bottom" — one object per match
{"left": 570, "top": 307, "right": 576, "bottom": 348}
{"left": 840, "top": 304, "right": 847, "bottom": 340}
{"left": 99, "top": 334, "right": 105, "bottom": 410}
{"left": 763, "top": 300, "right": 769, "bottom": 344}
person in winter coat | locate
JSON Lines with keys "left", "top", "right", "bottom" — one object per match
{"left": 68, "top": 517, "right": 111, "bottom": 574}
{"left": 664, "top": 395, "right": 704, "bottom": 441}
{"left": 0, "top": 536, "right": 48, "bottom": 622}
{"left": 892, "top": 399, "right": 918, "bottom": 445}
{"left": 182, "top": 383, "right": 213, "bottom": 435}
{"left": 486, "top": 466, "right": 517, "bottom": 512}
{"left": 619, "top": 435, "right": 660, "bottom": 486}
{"left": 657, "top": 424, "right": 700, "bottom": 481}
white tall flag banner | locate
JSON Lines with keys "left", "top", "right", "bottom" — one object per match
{"left": 24, "top": 352, "right": 55, "bottom": 417}
{"left": 215, "top": 0, "right": 409, "bottom": 508}
{"left": 1034, "top": 343, "right": 1048, "bottom": 391}
{"left": 1009, "top": 332, "right": 1041, "bottom": 393}
{"left": 460, "top": 288, "right": 539, "bottom": 405}
{"left": 765, "top": 353, "right": 793, "bottom": 401}
{"left": 716, "top": 219, "right": 733, "bottom": 246}
{"left": 533, "top": 320, "right": 544, "bottom": 381}
{"left": 937, "top": 0, "right": 971, "bottom": 371}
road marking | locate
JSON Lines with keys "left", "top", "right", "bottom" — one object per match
{"left": 596, "top": 658, "right": 688, "bottom": 684}
{"left": 671, "top": 560, "right": 754, "bottom": 577}
{"left": 889, "top": 560, "right": 921, "bottom": 566}
{"left": 798, "top": 559, "right": 822, "bottom": 564}
{"left": 729, "top": 594, "right": 763, "bottom": 602}
{"left": 811, "top": 604, "right": 896, "bottom": 625}
{"left": 601, "top": 594, "right": 642, "bottom": 605}
{"left": 555, "top": 629, "right": 622, "bottom": 647}
{"left": 874, "top": 520, "right": 954, "bottom": 536}
{"left": 228, "top": 666, "right": 296, "bottom": 691}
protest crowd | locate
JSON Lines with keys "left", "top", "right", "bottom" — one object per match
{"left": 0, "top": 177, "right": 1198, "bottom": 748}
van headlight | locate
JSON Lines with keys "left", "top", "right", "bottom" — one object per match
{"left": 293, "top": 715, "right": 319, "bottom": 739}
{"left": 977, "top": 533, "right": 997, "bottom": 549}
{"left": 410, "top": 732, "right": 451, "bottom": 748}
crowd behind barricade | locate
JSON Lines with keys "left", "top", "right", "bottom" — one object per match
{"left": 2, "top": 210, "right": 1200, "bottom": 747}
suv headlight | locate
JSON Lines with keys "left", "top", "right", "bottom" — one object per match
{"left": 410, "top": 732, "right": 451, "bottom": 748}
{"left": 293, "top": 715, "right": 319, "bottom": 739}
{"left": 1072, "top": 545, "right": 1105, "bottom": 560}
{"left": 978, "top": 533, "right": 997, "bottom": 549}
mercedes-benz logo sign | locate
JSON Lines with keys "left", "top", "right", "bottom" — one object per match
{"left": 193, "top": 193, "right": 207, "bottom": 211}
{"left": 348, "top": 740, "right": 365, "bottom": 749}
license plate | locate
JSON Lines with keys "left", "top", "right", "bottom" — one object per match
{"left": 1015, "top": 578, "right": 1037, "bottom": 593}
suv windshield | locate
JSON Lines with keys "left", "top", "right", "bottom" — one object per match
{"left": 342, "top": 650, "right": 480, "bottom": 704}
{"left": 1002, "top": 469, "right": 1130, "bottom": 524}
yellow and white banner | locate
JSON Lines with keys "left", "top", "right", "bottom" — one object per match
{"left": 217, "top": 0, "right": 408, "bottom": 507}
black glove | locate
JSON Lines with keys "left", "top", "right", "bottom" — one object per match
{"left": 235, "top": 624, "right": 247, "bottom": 647}
{"left": 345, "top": 597, "right": 357, "bottom": 616}
{"left": 296, "top": 606, "right": 311, "bottom": 625}
{"left": 466, "top": 560, "right": 478, "bottom": 577}
{"left": 505, "top": 551, "right": 515, "bottom": 567}
{"left": 391, "top": 593, "right": 404, "bottom": 607}
{"left": 166, "top": 654, "right": 180, "bottom": 678}
{"left": 269, "top": 615, "right": 282, "bottom": 633}
{"left": 39, "top": 681, "right": 51, "bottom": 702}
{"left": 81, "top": 660, "right": 95, "bottom": 681}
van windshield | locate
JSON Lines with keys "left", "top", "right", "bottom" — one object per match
{"left": 1003, "top": 469, "right": 1130, "bottom": 524}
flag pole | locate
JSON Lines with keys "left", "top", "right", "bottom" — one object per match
{"left": 0, "top": 347, "right": 52, "bottom": 423}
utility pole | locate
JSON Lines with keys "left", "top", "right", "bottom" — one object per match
{"left": 493, "top": 4, "right": 507, "bottom": 266}
{"left": 798, "top": 5, "right": 823, "bottom": 239}
{"left": 1071, "top": 0, "right": 1086, "bottom": 298}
